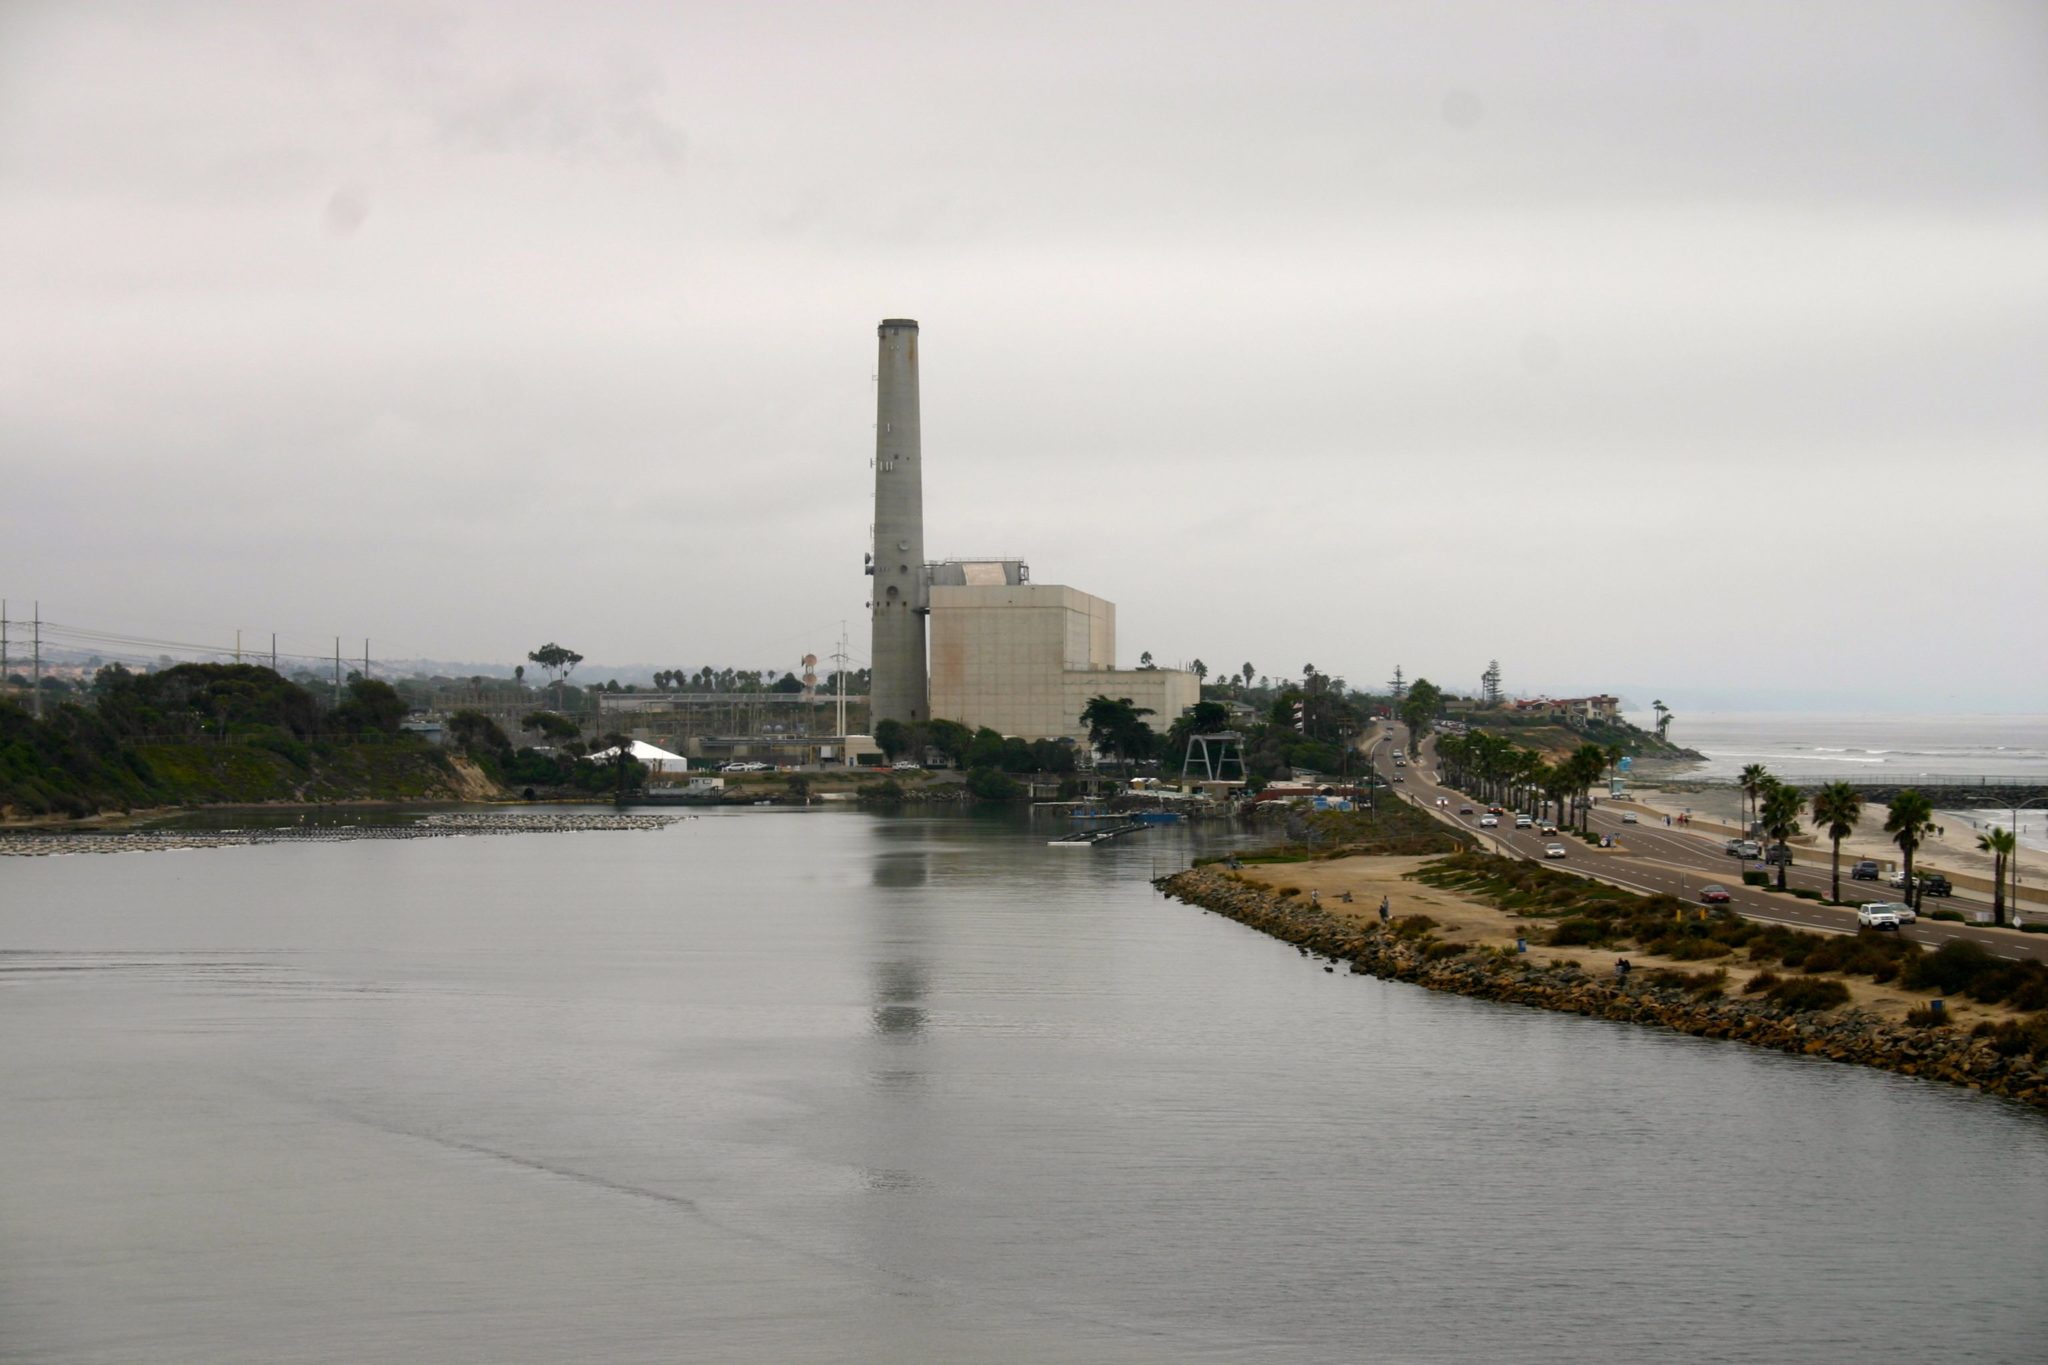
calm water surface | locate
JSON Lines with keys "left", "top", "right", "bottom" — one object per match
{"left": 3, "top": 808, "right": 2044, "bottom": 1363}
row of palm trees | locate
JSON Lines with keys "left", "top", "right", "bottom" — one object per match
{"left": 1737, "top": 766, "right": 2017, "bottom": 921}
{"left": 1435, "top": 732, "right": 1619, "bottom": 834}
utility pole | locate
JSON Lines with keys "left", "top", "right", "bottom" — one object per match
{"left": 362, "top": 639, "right": 369, "bottom": 683}
{"left": 32, "top": 601, "right": 43, "bottom": 720}
{"left": 2, "top": 599, "right": 9, "bottom": 700}
{"left": 270, "top": 634, "right": 277, "bottom": 673}
{"left": 235, "top": 629, "right": 242, "bottom": 665}
{"left": 333, "top": 637, "right": 342, "bottom": 708}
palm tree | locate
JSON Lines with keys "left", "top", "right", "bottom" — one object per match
{"left": 1568, "top": 743, "right": 1607, "bottom": 833}
{"left": 1976, "top": 826, "right": 2017, "bottom": 926}
{"left": 1759, "top": 780, "right": 1804, "bottom": 891}
{"left": 1809, "top": 781, "right": 1863, "bottom": 903}
{"left": 1885, "top": 789, "right": 1938, "bottom": 910}
{"left": 1738, "top": 764, "right": 1771, "bottom": 837}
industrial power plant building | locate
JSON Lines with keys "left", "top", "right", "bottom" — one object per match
{"left": 867, "top": 320, "right": 1196, "bottom": 745}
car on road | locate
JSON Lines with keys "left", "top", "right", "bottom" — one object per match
{"left": 1514, "top": 815, "right": 1533, "bottom": 828}
{"left": 1888, "top": 869, "right": 1909, "bottom": 889}
{"left": 1698, "top": 885, "right": 1732, "bottom": 904}
{"left": 1540, "top": 823, "right": 1559, "bottom": 836}
{"left": 1725, "top": 840, "right": 1762, "bottom": 859}
{"left": 1391, "top": 774, "right": 1404, "bottom": 783}
{"left": 1479, "top": 815, "right": 1499, "bottom": 827}
{"left": 720, "top": 761, "right": 772, "bottom": 772}
{"left": 1857, "top": 904, "right": 1903, "bottom": 930}
{"left": 1459, "top": 805, "right": 1475, "bottom": 815}
{"left": 1763, "top": 845, "right": 1794, "bottom": 866}
{"left": 1544, "top": 843, "right": 1568, "bottom": 859}
{"left": 1620, "top": 811, "right": 1638, "bottom": 823}
{"left": 1850, "top": 860, "right": 1881, "bottom": 880}
{"left": 1863, "top": 901, "right": 1915, "bottom": 924}
{"left": 1917, "top": 874, "right": 1952, "bottom": 898}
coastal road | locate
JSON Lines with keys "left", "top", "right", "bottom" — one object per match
{"left": 1371, "top": 728, "right": 2048, "bottom": 966}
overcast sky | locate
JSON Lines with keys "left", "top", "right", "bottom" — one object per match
{"left": 3, "top": 1, "right": 2043, "bottom": 712}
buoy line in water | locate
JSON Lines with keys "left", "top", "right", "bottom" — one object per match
{"left": 0, "top": 812, "right": 683, "bottom": 857}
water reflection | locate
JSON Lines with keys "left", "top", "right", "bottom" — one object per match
{"left": 869, "top": 956, "right": 927, "bottom": 1038}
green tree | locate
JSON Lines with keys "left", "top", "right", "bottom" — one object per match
{"left": 527, "top": 643, "right": 584, "bottom": 709}
{"left": 1081, "top": 695, "right": 1157, "bottom": 777}
{"left": 1739, "top": 763, "right": 1771, "bottom": 836}
{"left": 1399, "top": 678, "right": 1443, "bottom": 750}
{"left": 924, "top": 718, "right": 973, "bottom": 768}
{"left": 873, "top": 717, "right": 911, "bottom": 762}
{"left": 1976, "top": 826, "right": 2016, "bottom": 926}
{"left": 1809, "top": 781, "right": 1864, "bottom": 903}
{"left": 331, "top": 678, "right": 407, "bottom": 736}
{"left": 1885, "top": 789, "right": 1938, "bottom": 910}
{"left": 1139, "top": 651, "right": 1155, "bottom": 669}
{"left": 522, "top": 710, "right": 581, "bottom": 743}
{"left": 1190, "top": 659, "right": 1208, "bottom": 684}
{"left": 1759, "top": 779, "right": 1804, "bottom": 891}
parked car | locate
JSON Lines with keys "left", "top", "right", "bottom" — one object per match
{"left": 720, "top": 761, "right": 772, "bottom": 773}
{"left": 890, "top": 760, "right": 923, "bottom": 772}
{"left": 1858, "top": 904, "right": 1903, "bottom": 930}
{"left": 1544, "top": 843, "right": 1568, "bottom": 859}
{"left": 1850, "top": 860, "right": 1881, "bottom": 881}
{"left": 1864, "top": 901, "right": 1915, "bottom": 924}
{"left": 1698, "top": 885, "right": 1732, "bottom": 904}
{"left": 1917, "top": 874, "right": 1952, "bottom": 898}
{"left": 1479, "top": 815, "right": 1499, "bottom": 828}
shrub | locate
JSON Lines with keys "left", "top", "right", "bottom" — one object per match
{"left": 1767, "top": 976, "right": 1851, "bottom": 1012}
{"left": 1790, "top": 888, "right": 1822, "bottom": 901}
{"left": 1743, "top": 969, "right": 1782, "bottom": 996}
{"left": 965, "top": 766, "right": 1024, "bottom": 801}
{"left": 1900, "top": 939, "right": 1994, "bottom": 996}
{"left": 1661, "top": 936, "right": 1733, "bottom": 961}
{"left": 1644, "top": 967, "right": 1727, "bottom": 998}
{"left": 1422, "top": 941, "right": 1468, "bottom": 961}
{"left": 2022, "top": 923, "right": 2048, "bottom": 934}
{"left": 1276, "top": 886, "right": 1302, "bottom": 899}
{"left": 1741, "top": 870, "right": 1770, "bottom": 887}
{"left": 1929, "top": 909, "right": 1965, "bottom": 922}
{"left": 1903, "top": 1004, "right": 1950, "bottom": 1028}
{"left": 1548, "top": 917, "right": 1605, "bottom": 947}
{"left": 1392, "top": 914, "right": 1441, "bottom": 939}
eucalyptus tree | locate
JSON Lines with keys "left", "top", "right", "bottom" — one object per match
{"left": 1758, "top": 780, "right": 1805, "bottom": 891}
{"left": 1809, "top": 781, "right": 1864, "bottom": 903}
{"left": 1399, "top": 678, "right": 1444, "bottom": 751}
{"left": 1976, "top": 826, "right": 2017, "bottom": 926}
{"left": 1885, "top": 790, "right": 1938, "bottom": 910}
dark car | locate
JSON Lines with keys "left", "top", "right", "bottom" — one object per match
{"left": 1699, "top": 885, "right": 1732, "bottom": 904}
{"left": 1850, "top": 860, "right": 1880, "bottom": 880}
{"left": 1459, "top": 805, "right": 1475, "bottom": 815}
{"left": 1918, "top": 874, "right": 1953, "bottom": 898}
{"left": 1763, "top": 846, "right": 1793, "bottom": 866}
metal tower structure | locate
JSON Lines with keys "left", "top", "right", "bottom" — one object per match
{"left": 867, "top": 319, "right": 928, "bottom": 727}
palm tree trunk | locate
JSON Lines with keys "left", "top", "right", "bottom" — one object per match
{"left": 1776, "top": 851, "right": 1787, "bottom": 892}
{"left": 1830, "top": 837, "right": 1841, "bottom": 904}
{"left": 1904, "top": 849, "right": 1916, "bottom": 910}
{"left": 1993, "top": 852, "right": 2006, "bottom": 926}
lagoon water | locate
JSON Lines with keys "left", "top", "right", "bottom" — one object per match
{"left": 4, "top": 808, "right": 2045, "bottom": 1364}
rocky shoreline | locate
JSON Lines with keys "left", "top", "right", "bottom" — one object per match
{"left": 1157, "top": 865, "right": 2048, "bottom": 1112}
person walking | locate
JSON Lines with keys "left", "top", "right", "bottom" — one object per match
{"left": 1378, "top": 895, "right": 1391, "bottom": 925}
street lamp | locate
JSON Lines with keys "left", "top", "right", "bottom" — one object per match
{"left": 2006, "top": 795, "right": 2047, "bottom": 925}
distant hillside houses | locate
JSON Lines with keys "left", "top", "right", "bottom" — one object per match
{"left": 1505, "top": 695, "right": 1621, "bottom": 723}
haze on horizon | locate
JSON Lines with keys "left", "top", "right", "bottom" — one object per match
{"left": 2, "top": 1, "right": 2042, "bottom": 713}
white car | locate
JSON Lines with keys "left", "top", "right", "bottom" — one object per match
{"left": 1544, "top": 843, "right": 1568, "bottom": 859}
{"left": 1478, "top": 814, "right": 1499, "bottom": 828}
{"left": 891, "top": 760, "right": 922, "bottom": 771}
{"left": 1887, "top": 869, "right": 1910, "bottom": 889}
{"left": 1857, "top": 904, "right": 1902, "bottom": 930}
{"left": 1864, "top": 901, "right": 1915, "bottom": 925}
{"left": 1514, "top": 815, "right": 1533, "bottom": 828}
{"left": 1620, "top": 811, "right": 1638, "bottom": 824}
{"left": 720, "top": 761, "right": 771, "bottom": 773}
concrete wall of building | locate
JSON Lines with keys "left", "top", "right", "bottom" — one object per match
{"left": 1061, "top": 668, "right": 1201, "bottom": 746}
{"left": 928, "top": 583, "right": 1193, "bottom": 741}
{"left": 869, "top": 319, "right": 928, "bottom": 726}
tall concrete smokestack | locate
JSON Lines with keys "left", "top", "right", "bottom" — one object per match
{"left": 869, "top": 319, "right": 927, "bottom": 727}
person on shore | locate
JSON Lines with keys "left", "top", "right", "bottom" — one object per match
{"left": 1665, "top": 814, "right": 1671, "bottom": 827}
{"left": 1378, "top": 895, "right": 1391, "bottom": 924}
{"left": 1310, "top": 890, "right": 1320, "bottom": 907}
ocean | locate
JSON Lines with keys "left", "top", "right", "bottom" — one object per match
{"left": 1625, "top": 711, "right": 2048, "bottom": 784}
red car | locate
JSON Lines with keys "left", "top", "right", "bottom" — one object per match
{"left": 1698, "top": 885, "right": 1732, "bottom": 904}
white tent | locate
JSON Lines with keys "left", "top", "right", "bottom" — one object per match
{"left": 582, "top": 739, "right": 689, "bottom": 773}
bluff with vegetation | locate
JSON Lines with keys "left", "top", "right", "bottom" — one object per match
{"left": 0, "top": 664, "right": 499, "bottom": 820}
